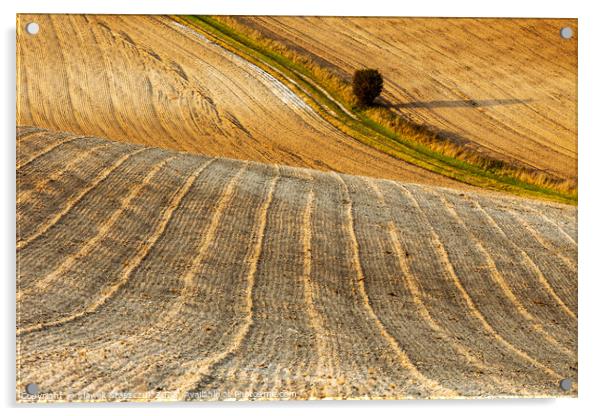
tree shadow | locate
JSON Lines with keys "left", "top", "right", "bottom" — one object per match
{"left": 384, "top": 98, "right": 533, "bottom": 109}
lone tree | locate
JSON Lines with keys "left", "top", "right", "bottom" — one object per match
{"left": 352, "top": 69, "right": 383, "bottom": 106}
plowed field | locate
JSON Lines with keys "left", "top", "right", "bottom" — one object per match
{"left": 17, "top": 127, "right": 577, "bottom": 401}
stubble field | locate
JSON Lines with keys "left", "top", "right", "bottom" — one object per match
{"left": 17, "top": 127, "right": 577, "bottom": 400}
{"left": 16, "top": 14, "right": 459, "bottom": 187}
{"left": 16, "top": 13, "right": 578, "bottom": 402}
{"left": 235, "top": 17, "right": 577, "bottom": 181}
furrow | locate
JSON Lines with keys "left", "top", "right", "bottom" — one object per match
{"left": 17, "top": 145, "right": 167, "bottom": 293}
{"left": 172, "top": 167, "right": 280, "bottom": 400}
{"left": 16, "top": 138, "right": 138, "bottom": 245}
{"left": 17, "top": 158, "right": 214, "bottom": 336}
{"left": 16, "top": 134, "right": 82, "bottom": 171}
{"left": 334, "top": 173, "right": 458, "bottom": 398}
{"left": 22, "top": 157, "right": 246, "bottom": 395}
{"left": 17, "top": 142, "right": 110, "bottom": 207}
{"left": 16, "top": 127, "right": 68, "bottom": 167}
{"left": 396, "top": 183, "right": 565, "bottom": 382}
{"left": 90, "top": 162, "right": 251, "bottom": 394}
{"left": 358, "top": 178, "right": 530, "bottom": 396}
{"left": 504, "top": 210, "right": 577, "bottom": 312}
{"left": 437, "top": 192, "right": 575, "bottom": 355}
{"left": 18, "top": 156, "right": 176, "bottom": 304}
{"left": 299, "top": 188, "right": 331, "bottom": 392}
{"left": 192, "top": 168, "right": 323, "bottom": 400}
{"left": 472, "top": 199, "right": 576, "bottom": 321}
{"left": 16, "top": 147, "right": 148, "bottom": 251}
{"left": 529, "top": 207, "right": 577, "bottom": 247}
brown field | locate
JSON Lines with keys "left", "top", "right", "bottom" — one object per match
{"left": 17, "top": 127, "right": 577, "bottom": 401}
{"left": 16, "top": 14, "right": 463, "bottom": 188}
{"left": 234, "top": 17, "right": 577, "bottom": 181}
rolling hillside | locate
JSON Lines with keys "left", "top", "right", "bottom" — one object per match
{"left": 233, "top": 17, "right": 577, "bottom": 181}
{"left": 17, "top": 127, "right": 577, "bottom": 401}
{"left": 16, "top": 14, "right": 459, "bottom": 188}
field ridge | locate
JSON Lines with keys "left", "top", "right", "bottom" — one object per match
{"left": 17, "top": 127, "right": 577, "bottom": 401}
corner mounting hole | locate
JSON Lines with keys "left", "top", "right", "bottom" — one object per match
{"left": 560, "top": 27, "right": 573, "bottom": 39}
{"left": 559, "top": 378, "right": 573, "bottom": 391}
{"left": 25, "top": 22, "right": 40, "bottom": 35}
{"left": 25, "top": 383, "right": 39, "bottom": 395}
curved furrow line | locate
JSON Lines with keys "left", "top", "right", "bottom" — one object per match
{"left": 170, "top": 168, "right": 280, "bottom": 400}
{"left": 17, "top": 158, "right": 214, "bottom": 336}
{"left": 17, "top": 145, "right": 166, "bottom": 293}
{"left": 300, "top": 171, "right": 383, "bottom": 398}
{"left": 364, "top": 179, "right": 530, "bottom": 395}
{"left": 77, "top": 163, "right": 278, "bottom": 398}
{"left": 299, "top": 188, "right": 332, "bottom": 393}
{"left": 199, "top": 180, "right": 336, "bottom": 398}
{"left": 16, "top": 137, "right": 118, "bottom": 231}
{"left": 17, "top": 142, "right": 111, "bottom": 206}
{"left": 434, "top": 192, "right": 574, "bottom": 358}
{"left": 295, "top": 181, "right": 333, "bottom": 397}
{"left": 16, "top": 134, "right": 83, "bottom": 171}
{"left": 472, "top": 191, "right": 577, "bottom": 269}
{"left": 376, "top": 180, "right": 562, "bottom": 394}
{"left": 165, "top": 164, "right": 249, "bottom": 317}
{"left": 16, "top": 127, "right": 66, "bottom": 166}
{"left": 195, "top": 169, "right": 323, "bottom": 400}
{"left": 509, "top": 211, "right": 576, "bottom": 271}
{"left": 471, "top": 199, "right": 576, "bottom": 321}
{"left": 16, "top": 147, "right": 148, "bottom": 251}
{"left": 197, "top": 168, "right": 353, "bottom": 400}
{"left": 22, "top": 157, "right": 238, "bottom": 394}
{"left": 504, "top": 210, "right": 577, "bottom": 312}
{"left": 18, "top": 156, "right": 176, "bottom": 303}
{"left": 527, "top": 207, "right": 577, "bottom": 247}
{"left": 83, "top": 163, "right": 250, "bottom": 395}
{"left": 334, "top": 174, "right": 458, "bottom": 398}
{"left": 395, "top": 183, "right": 564, "bottom": 381}
{"left": 17, "top": 147, "right": 168, "bottom": 344}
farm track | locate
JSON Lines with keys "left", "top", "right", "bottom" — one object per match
{"left": 16, "top": 14, "right": 461, "bottom": 189}
{"left": 17, "top": 128, "right": 577, "bottom": 400}
{"left": 237, "top": 17, "right": 577, "bottom": 181}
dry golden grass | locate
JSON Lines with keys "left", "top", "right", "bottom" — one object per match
{"left": 222, "top": 16, "right": 577, "bottom": 194}
{"left": 16, "top": 14, "right": 463, "bottom": 189}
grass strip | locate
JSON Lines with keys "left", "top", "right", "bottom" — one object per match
{"left": 173, "top": 15, "right": 577, "bottom": 205}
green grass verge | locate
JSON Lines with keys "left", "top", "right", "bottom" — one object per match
{"left": 175, "top": 15, "right": 577, "bottom": 205}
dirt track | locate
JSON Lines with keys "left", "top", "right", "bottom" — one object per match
{"left": 16, "top": 14, "right": 461, "bottom": 188}
{"left": 238, "top": 17, "right": 577, "bottom": 181}
{"left": 17, "top": 127, "right": 577, "bottom": 401}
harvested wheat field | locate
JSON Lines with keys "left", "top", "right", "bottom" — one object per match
{"left": 235, "top": 17, "right": 577, "bottom": 181}
{"left": 17, "top": 127, "right": 577, "bottom": 401}
{"left": 16, "top": 14, "right": 461, "bottom": 188}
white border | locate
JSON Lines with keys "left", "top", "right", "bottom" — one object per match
{"left": 2, "top": 1, "right": 601, "bottom": 415}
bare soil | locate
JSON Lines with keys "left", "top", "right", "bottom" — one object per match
{"left": 17, "top": 127, "right": 577, "bottom": 401}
